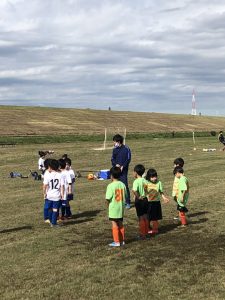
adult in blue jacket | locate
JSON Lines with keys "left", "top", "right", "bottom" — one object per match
{"left": 111, "top": 134, "right": 131, "bottom": 208}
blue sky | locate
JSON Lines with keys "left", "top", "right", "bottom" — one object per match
{"left": 0, "top": 0, "right": 225, "bottom": 115}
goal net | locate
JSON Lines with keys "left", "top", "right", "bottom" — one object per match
{"left": 93, "top": 127, "right": 127, "bottom": 151}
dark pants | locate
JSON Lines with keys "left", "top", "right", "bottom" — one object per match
{"left": 120, "top": 170, "right": 130, "bottom": 205}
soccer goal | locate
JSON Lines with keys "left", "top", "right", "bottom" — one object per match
{"left": 93, "top": 127, "right": 127, "bottom": 151}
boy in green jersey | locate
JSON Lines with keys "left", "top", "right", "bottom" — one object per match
{"left": 172, "top": 158, "right": 185, "bottom": 220}
{"left": 106, "top": 167, "right": 127, "bottom": 247}
{"left": 132, "top": 164, "right": 149, "bottom": 239}
{"left": 173, "top": 166, "right": 189, "bottom": 227}
{"left": 145, "top": 169, "right": 169, "bottom": 234}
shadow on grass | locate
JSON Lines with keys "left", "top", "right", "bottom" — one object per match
{"left": 188, "top": 211, "right": 209, "bottom": 218}
{"left": 0, "top": 225, "right": 33, "bottom": 234}
{"left": 189, "top": 218, "right": 208, "bottom": 225}
{"left": 63, "top": 209, "right": 102, "bottom": 226}
{"left": 71, "top": 209, "right": 102, "bottom": 220}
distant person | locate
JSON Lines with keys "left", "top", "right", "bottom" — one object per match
{"left": 105, "top": 167, "right": 126, "bottom": 247}
{"left": 132, "top": 164, "right": 149, "bottom": 239}
{"left": 111, "top": 134, "right": 131, "bottom": 208}
{"left": 64, "top": 158, "right": 76, "bottom": 218}
{"left": 218, "top": 131, "right": 225, "bottom": 151}
{"left": 173, "top": 166, "right": 190, "bottom": 227}
{"left": 38, "top": 151, "right": 46, "bottom": 174}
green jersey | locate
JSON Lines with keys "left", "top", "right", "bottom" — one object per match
{"left": 106, "top": 180, "right": 126, "bottom": 219}
{"left": 177, "top": 175, "right": 189, "bottom": 207}
{"left": 145, "top": 180, "right": 163, "bottom": 202}
{"left": 132, "top": 177, "right": 148, "bottom": 198}
{"left": 172, "top": 176, "right": 179, "bottom": 197}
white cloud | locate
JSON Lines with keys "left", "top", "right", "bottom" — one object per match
{"left": 0, "top": 0, "right": 225, "bottom": 114}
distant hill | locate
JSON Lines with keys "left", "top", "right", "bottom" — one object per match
{"left": 0, "top": 105, "right": 224, "bottom": 136}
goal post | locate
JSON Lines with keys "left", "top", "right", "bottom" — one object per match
{"left": 93, "top": 127, "right": 127, "bottom": 151}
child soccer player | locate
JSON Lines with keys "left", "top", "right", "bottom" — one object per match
{"left": 58, "top": 159, "right": 72, "bottom": 221}
{"left": 172, "top": 158, "right": 184, "bottom": 220}
{"left": 43, "top": 158, "right": 52, "bottom": 224}
{"left": 145, "top": 168, "right": 169, "bottom": 235}
{"left": 106, "top": 166, "right": 127, "bottom": 247}
{"left": 65, "top": 158, "right": 75, "bottom": 218}
{"left": 43, "top": 159, "right": 65, "bottom": 227}
{"left": 38, "top": 151, "right": 46, "bottom": 174}
{"left": 132, "top": 164, "right": 149, "bottom": 239}
{"left": 173, "top": 166, "right": 190, "bottom": 227}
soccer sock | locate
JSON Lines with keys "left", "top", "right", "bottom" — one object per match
{"left": 52, "top": 210, "right": 58, "bottom": 225}
{"left": 119, "top": 226, "right": 125, "bottom": 242}
{"left": 152, "top": 220, "right": 159, "bottom": 232}
{"left": 139, "top": 219, "right": 146, "bottom": 236}
{"left": 112, "top": 226, "right": 120, "bottom": 243}
{"left": 179, "top": 212, "right": 187, "bottom": 225}
{"left": 61, "top": 206, "right": 66, "bottom": 217}
{"left": 44, "top": 207, "right": 49, "bottom": 220}
{"left": 65, "top": 205, "right": 72, "bottom": 217}
{"left": 144, "top": 219, "right": 149, "bottom": 235}
{"left": 48, "top": 209, "right": 53, "bottom": 222}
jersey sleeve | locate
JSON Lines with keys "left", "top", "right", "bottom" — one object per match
{"left": 132, "top": 180, "right": 138, "bottom": 192}
{"left": 43, "top": 174, "right": 49, "bottom": 185}
{"left": 179, "top": 177, "right": 187, "bottom": 191}
{"left": 159, "top": 181, "right": 163, "bottom": 193}
{"left": 106, "top": 184, "right": 113, "bottom": 201}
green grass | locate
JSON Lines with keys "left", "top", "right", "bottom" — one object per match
{"left": 0, "top": 136, "right": 225, "bottom": 299}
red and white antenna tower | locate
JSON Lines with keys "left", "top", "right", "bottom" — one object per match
{"left": 191, "top": 89, "right": 197, "bottom": 116}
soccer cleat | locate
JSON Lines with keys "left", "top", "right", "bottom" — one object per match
{"left": 148, "top": 230, "right": 158, "bottom": 235}
{"left": 125, "top": 204, "right": 131, "bottom": 209}
{"left": 44, "top": 219, "right": 50, "bottom": 224}
{"left": 121, "top": 241, "right": 125, "bottom": 246}
{"left": 173, "top": 216, "right": 179, "bottom": 221}
{"left": 108, "top": 242, "right": 120, "bottom": 247}
{"left": 51, "top": 224, "right": 62, "bottom": 228}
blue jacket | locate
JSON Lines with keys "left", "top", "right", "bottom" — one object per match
{"left": 111, "top": 145, "right": 131, "bottom": 171}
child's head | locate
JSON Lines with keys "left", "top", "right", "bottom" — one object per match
{"left": 219, "top": 131, "right": 223, "bottom": 134}
{"left": 62, "top": 154, "right": 68, "bottom": 160}
{"left": 133, "top": 164, "right": 145, "bottom": 178}
{"left": 173, "top": 157, "right": 184, "bottom": 167}
{"left": 146, "top": 168, "right": 158, "bottom": 183}
{"left": 38, "top": 151, "right": 46, "bottom": 158}
{"left": 173, "top": 166, "right": 184, "bottom": 178}
{"left": 58, "top": 158, "right": 66, "bottom": 170}
{"left": 65, "top": 158, "right": 72, "bottom": 170}
{"left": 113, "top": 134, "right": 124, "bottom": 147}
{"left": 48, "top": 159, "right": 59, "bottom": 172}
{"left": 44, "top": 158, "right": 52, "bottom": 170}
{"left": 110, "top": 166, "right": 121, "bottom": 180}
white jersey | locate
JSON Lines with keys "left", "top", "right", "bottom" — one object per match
{"left": 43, "top": 170, "right": 50, "bottom": 183}
{"left": 38, "top": 157, "right": 45, "bottom": 171}
{"left": 43, "top": 171, "right": 65, "bottom": 201}
{"left": 61, "top": 170, "right": 72, "bottom": 200}
{"left": 68, "top": 168, "right": 75, "bottom": 193}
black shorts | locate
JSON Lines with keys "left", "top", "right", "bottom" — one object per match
{"left": 177, "top": 205, "right": 188, "bottom": 213}
{"left": 109, "top": 218, "right": 123, "bottom": 222}
{"left": 135, "top": 197, "right": 148, "bottom": 217}
{"left": 147, "top": 201, "right": 162, "bottom": 221}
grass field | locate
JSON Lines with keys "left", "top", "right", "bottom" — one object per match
{"left": 1, "top": 105, "right": 225, "bottom": 136}
{"left": 0, "top": 134, "right": 225, "bottom": 299}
